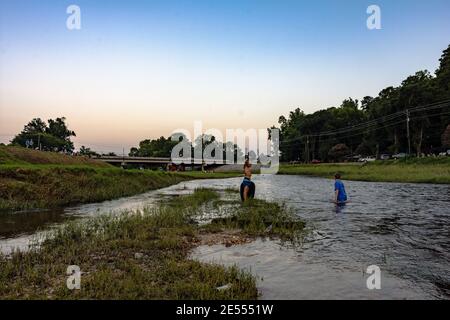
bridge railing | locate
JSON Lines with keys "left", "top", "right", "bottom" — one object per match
{"left": 96, "top": 156, "right": 229, "bottom": 165}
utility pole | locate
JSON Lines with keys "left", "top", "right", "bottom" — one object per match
{"left": 305, "top": 135, "right": 310, "bottom": 163}
{"left": 406, "top": 109, "right": 411, "bottom": 156}
{"left": 122, "top": 147, "right": 125, "bottom": 168}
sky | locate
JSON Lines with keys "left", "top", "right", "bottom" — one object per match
{"left": 0, "top": 0, "right": 449, "bottom": 153}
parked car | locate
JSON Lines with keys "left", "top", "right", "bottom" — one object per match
{"left": 311, "top": 159, "right": 321, "bottom": 164}
{"left": 345, "top": 155, "right": 361, "bottom": 162}
{"left": 359, "top": 156, "right": 376, "bottom": 162}
{"left": 380, "top": 154, "right": 391, "bottom": 160}
{"left": 392, "top": 153, "right": 407, "bottom": 159}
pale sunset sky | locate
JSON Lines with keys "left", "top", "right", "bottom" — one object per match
{"left": 0, "top": 0, "right": 449, "bottom": 153}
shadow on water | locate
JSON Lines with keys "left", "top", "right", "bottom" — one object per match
{"left": 0, "top": 209, "right": 77, "bottom": 239}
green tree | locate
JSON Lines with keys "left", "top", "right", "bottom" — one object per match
{"left": 435, "top": 44, "right": 450, "bottom": 100}
{"left": 442, "top": 124, "right": 450, "bottom": 148}
{"left": 328, "top": 144, "right": 350, "bottom": 162}
{"left": 11, "top": 117, "right": 76, "bottom": 153}
{"left": 79, "top": 146, "right": 99, "bottom": 157}
{"left": 398, "top": 71, "right": 434, "bottom": 155}
{"left": 129, "top": 136, "right": 180, "bottom": 157}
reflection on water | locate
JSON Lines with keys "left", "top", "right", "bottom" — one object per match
{"left": 0, "top": 209, "right": 74, "bottom": 239}
{"left": 1, "top": 175, "right": 449, "bottom": 299}
{"left": 0, "top": 209, "right": 81, "bottom": 253}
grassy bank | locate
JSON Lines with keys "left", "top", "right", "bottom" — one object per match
{"left": 0, "top": 189, "right": 304, "bottom": 299}
{"left": 0, "top": 146, "right": 240, "bottom": 211}
{"left": 0, "top": 146, "right": 110, "bottom": 167}
{"left": 0, "top": 165, "right": 193, "bottom": 211}
{"left": 278, "top": 158, "right": 450, "bottom": 184}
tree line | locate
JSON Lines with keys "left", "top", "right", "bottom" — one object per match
{"left": 129, "top": 134, "right": 245, "bottom": 161}
{"left": 271, "top": 44, "right": 450, "bottom": 162}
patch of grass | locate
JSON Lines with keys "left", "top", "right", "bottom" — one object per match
{"left": 206, "top": 199, "right": 305, "bottom": 243}
{"left": 0, "top": 145, "right": 110, "bottom": 167}
{"left": 171, "top": 188, "right": 220, "bottom": 206}
{"left": 0, "top": 189, "right": 258, "bottom": 300}
{"left": 225, "top": 187, "right": 239, "bottom": 194}
{"left": 279, "top": 159, "right": 450, "bottom": 184}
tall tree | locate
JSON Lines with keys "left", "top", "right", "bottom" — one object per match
{"left": 442, "top": 125, "right": 450, "bottom": 149}
{"left": 129, "top": 136, "right": 178, "bottom": 157}
{"left": 11, "top": 117, "right": 76, "bottom": 153}
{"left": 398, "top": 71, "right": 434, "bottom": 155}
{"left": 435, "top": 44, "right": 450, "bottom": 100}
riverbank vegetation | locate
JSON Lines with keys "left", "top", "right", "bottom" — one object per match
{"left": 0, "top": 189, "right": 305, "bottom": 299}
{"left": 0, "top": 145, "right": 109, "bottom": 167}
{"left": 0, "top": 146, "right": 240, "bottom": 211}
{"left": 0, "top": 165, "right": 192, "bottom": 211}
{"left": 279, "top": 158, "right": 450, "bottom": 184}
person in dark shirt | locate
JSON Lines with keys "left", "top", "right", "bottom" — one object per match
{"left": 334, "top": 173, "right": 347, "bottom": 205}
{"left": 240, "top": 158, "right": 255, "bottom": 201}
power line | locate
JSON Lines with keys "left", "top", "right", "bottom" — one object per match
{"left": 280, "top": 117, "right": 404, "bottom": 145}
{"left": 279, "top": 100, "right": 450, "bottom": 146}
{"left": 280, "top": 117, "right": 409, "bottom": 147}
{"left": 280, "top": 111, "right": 450, "bottom": 148}
{"left": 312, "top": 100, "right": 450, "bottom": 138}
{"left": 314, "top": 114, "right": 404, "bottom": 137}
{"left": 408, "top": 99, "right": 450, "bottom": 112}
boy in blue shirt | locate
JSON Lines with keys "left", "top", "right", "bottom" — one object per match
{"left": 334, "top": 173, "right": 347, "bottom": 205}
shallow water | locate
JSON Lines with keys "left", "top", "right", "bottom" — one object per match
{"left": 189, "top": 175, "right": 450, "bottom": 299}
{"left": 1, "top": 175, "right": 449, "bottom": 299}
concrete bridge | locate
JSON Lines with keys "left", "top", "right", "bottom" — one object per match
{"left": 95, "top": 155, "right": 228, "bottom": 168}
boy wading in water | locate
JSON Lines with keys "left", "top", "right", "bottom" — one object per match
{"left": 240, "top": 158, "right": 255, "bottom": 201}
{"left": 334, "top": 173, "right": 347, "bottom": 205}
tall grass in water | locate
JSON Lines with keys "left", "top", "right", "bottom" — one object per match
{"left": 205, "top": 199, "right": 305, "bottom": 243}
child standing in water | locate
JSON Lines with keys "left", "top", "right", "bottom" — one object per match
{"left": 240, "top": 158, "right": 255, "bottom": 201}
{"left": 334, "top": 173, "right": 347, "bottom": 205}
